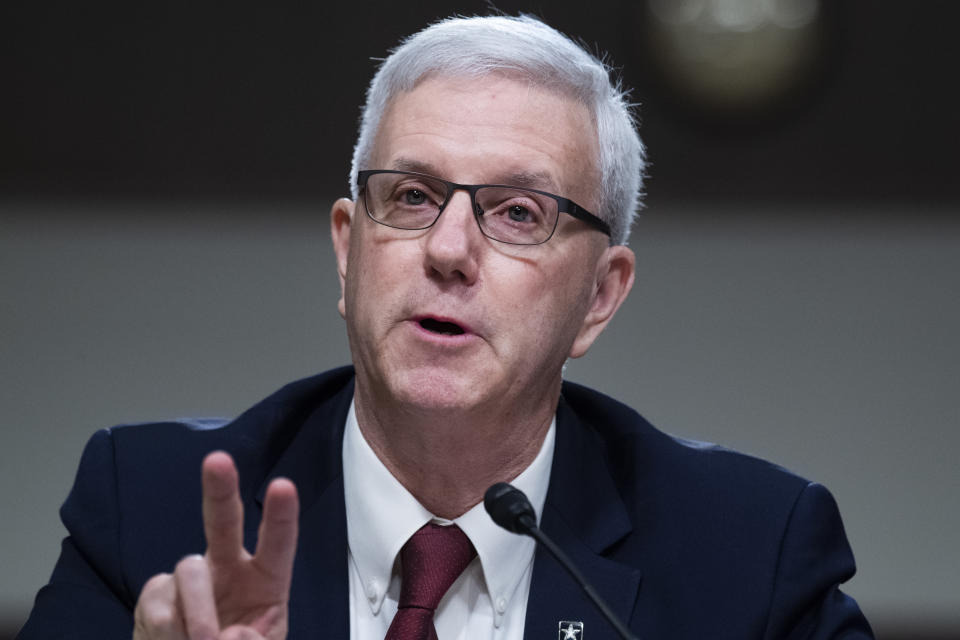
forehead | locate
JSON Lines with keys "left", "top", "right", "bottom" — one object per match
{"left": 370, "top": 73, "right": 600, "bottom": 202}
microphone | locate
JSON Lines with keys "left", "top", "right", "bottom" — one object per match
{"left": 484, "top": 483, "right": 640, "bottom": 640}
{"left": 483, "top": 481, "right": 537, "bottom": 534}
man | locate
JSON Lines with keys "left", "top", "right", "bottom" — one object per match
{"left": 19, "top": 15, "right": 873, "bottom": 640}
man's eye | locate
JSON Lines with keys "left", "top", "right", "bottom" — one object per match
{"left": 403, "top": 189, "right": 427, "bottom": 206}
{"left": 508, "top": 205, "right": 531, "bottom": 222}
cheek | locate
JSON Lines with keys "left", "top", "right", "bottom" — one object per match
{"left": 344, "top": 243, "right": 383, "bottom": 325}
{"left": 349, "top": 227, "right": 400, "bottom": 286}
{"left": 550, "top": 262, "right": 598, "bottom": 335}
{"left": 488, "top": 259, "right": 589, "bottom": 341}
{"left": 345, "top": 236, "right": 417, "bottom": 324}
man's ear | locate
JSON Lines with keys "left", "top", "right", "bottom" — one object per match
{"left": 569, "top": 244, "right": 635, "bottom": 359}
{"left": 330, "top": 198, "right": 354, "bottom": 318}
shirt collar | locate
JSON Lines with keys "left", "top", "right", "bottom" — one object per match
{"left": 342, "top": 398, "right": 555, "bottom": 622}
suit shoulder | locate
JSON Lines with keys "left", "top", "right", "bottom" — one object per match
{"left": 97, "top": 366, "right": 354, "bottom": 514}
{"left": 62, "top": 367, "right": 354, "bottom": 585}
{"left": 559, "top": 379, "right": 810, "bottom": 500}
{"left": 107, "top": 365, "right": 355, "bottom": 449}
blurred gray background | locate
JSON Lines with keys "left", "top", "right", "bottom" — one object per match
{"left": 2, "top": 1, "right": 958, "bottom": 637}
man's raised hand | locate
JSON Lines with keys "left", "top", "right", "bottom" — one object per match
{"left": 133, "top": 451, "right": 300, "bottom": 640}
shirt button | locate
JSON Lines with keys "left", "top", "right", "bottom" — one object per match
{"left": 496, "top": 597, "right": 507, "bottom": 614}
{"left": 366, "top": 580, "right": 379, "bottom": 601}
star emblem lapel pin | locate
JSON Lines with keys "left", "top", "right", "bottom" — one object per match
{"left": 558, "top": 620, "right": 584, "bottom": 639}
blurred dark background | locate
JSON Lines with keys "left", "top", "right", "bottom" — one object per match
{"left": 3, "top": 1, "right": 959, "bottom": 638}
{"left": 3, "top": 0, "right": 959, "bottom": 208}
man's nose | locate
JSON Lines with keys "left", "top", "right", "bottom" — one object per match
{"left": 422, "top": 190, "right": 481, "bottom": 284}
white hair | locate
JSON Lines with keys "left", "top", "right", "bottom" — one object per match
{"left": 349, "top": 15, "right": 646, "bottom": 245}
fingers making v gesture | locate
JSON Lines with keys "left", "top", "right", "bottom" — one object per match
{"left": 134, "top": 452, "right": 300, "bottom": 640}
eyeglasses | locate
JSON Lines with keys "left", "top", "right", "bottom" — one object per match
{"left": 357, "top": 170, "right": 610, "bottom": 246}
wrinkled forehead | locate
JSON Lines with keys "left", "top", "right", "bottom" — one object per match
{"left": 395, "top": 68, "right": 599, "bottom": 131}
{"left": 371, "top": 70, "right": 602, "bottom": 201}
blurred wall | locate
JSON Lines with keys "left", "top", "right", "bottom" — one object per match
{"left": 2, "top": 202, "right": 958, "bottom": 637}
{"left": 4, "top": 1, "right": 960, "bottom": 207}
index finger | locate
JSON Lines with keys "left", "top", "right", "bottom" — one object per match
{"left": 202, "top": 451, "right": 245, "bottom": 566}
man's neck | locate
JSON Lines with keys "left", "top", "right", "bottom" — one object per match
{"left": 352, "top": 382, "right": 558, "bottom": 519}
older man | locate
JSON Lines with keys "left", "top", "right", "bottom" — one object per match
{"left": 19, "top": 15, "right": 872, "bottom": 640}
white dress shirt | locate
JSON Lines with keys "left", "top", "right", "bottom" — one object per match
{"left": 342, "top": 399, "right": 555, "bottom": 640}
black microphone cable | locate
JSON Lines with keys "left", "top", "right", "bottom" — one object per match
{"left": 484, "top": 482, "right": 641, "bottom": 640}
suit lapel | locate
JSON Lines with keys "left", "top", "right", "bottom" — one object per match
{"left": 524, "top": 394, "right": 642, "bottom": 639}
{"left": 251, "top": 376, "right": 354, "bottom": 640}
{"left": 285, "top": 474, "right": 350, "bottom": 639}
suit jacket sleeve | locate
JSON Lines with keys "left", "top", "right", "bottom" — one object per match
{"left": 18, "top": 429, "right": 136, "bottom": 639}
{"left": 764, "top": 482, "right": 873, "bottom": 639}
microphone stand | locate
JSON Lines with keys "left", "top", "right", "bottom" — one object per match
{"left": 525, "top": 525, "right": 640, "bottom": 640}
{"left": 485, "top": 483, "right": 641, "bottom": 640}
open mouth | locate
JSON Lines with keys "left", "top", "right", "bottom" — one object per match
{"left": 419, "top": 318, "right": 466, "bottom": 336}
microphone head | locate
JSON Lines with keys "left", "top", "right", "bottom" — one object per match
{"left": 484, "top": 482, "right": 537, "bottom": 534}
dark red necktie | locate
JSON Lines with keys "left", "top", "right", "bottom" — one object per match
{"left": 384, "top": 523, "right": 477, "bottom": 640}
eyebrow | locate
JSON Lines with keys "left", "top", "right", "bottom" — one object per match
{"left": 390, "top": 157, "right": 560, "bottom": 192}
{"left": 502, "top": 170, "right": 558, "bottom": 192}
{"left": 392, "top": 158, "right": 439, "bottom": 175}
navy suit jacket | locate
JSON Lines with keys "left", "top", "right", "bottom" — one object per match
{"left": 19, "top": 366, "right": 872, "bottom": 639}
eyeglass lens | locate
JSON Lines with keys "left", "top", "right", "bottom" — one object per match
{"left": 364, "top": 172, "right": 559, "bottom": 245}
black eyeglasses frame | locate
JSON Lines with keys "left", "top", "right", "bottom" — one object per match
{"left": 357, "top": 169, "right": 611, "bottom": 245}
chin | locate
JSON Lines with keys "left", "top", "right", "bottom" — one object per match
{"left": 385, "top": 366, "right": 490, "bottom": 414}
